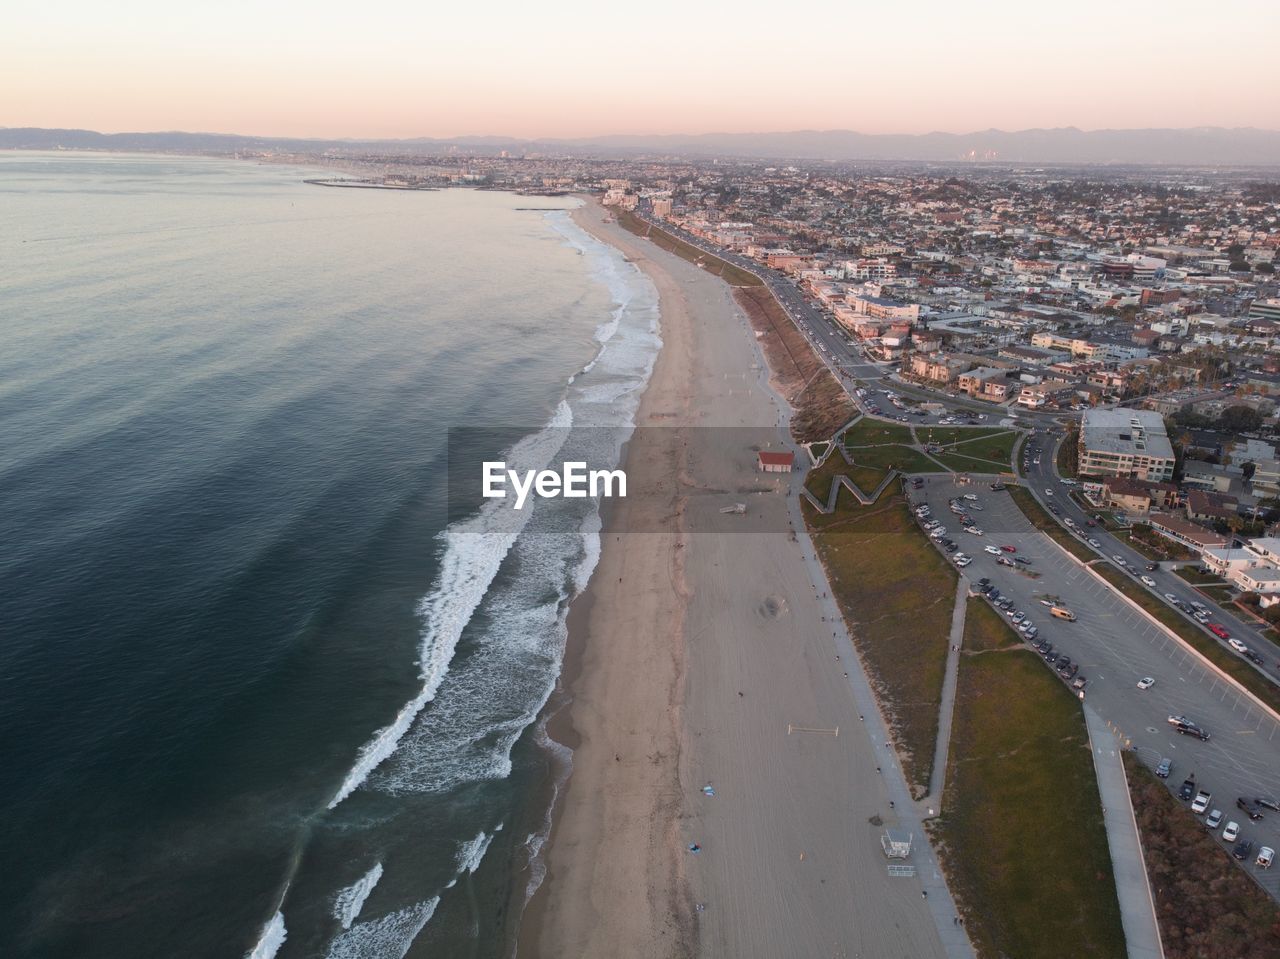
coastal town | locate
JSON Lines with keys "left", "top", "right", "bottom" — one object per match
{"left": 260, "top": 146, "right": 1280, "bottom": 956}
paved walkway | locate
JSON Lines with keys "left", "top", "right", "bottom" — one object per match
{"left": 784, "top": 484, "right": 977, "bottom": 959}
{"left": 1083, "top": 708, "right": 1165, "bottom": 959}
{"left": 922, "top": 576, "right": 969, "bottom": 811}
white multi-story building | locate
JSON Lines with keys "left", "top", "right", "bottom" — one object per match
{"left": 1078, "top": 409, "right": 1176, "bottom": 482}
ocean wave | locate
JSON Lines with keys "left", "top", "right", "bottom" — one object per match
{"left": 245, "top": 910, "right": 286, "bottom": 959}
{"left": 326, "top": 401, "right": 573, "bottom": 810}
{"left": 332, "top": 862, "right": 383, "bottom": 930}
{"left": 444, "top": 828, "right": 497, "bottom": 889}
{"left": 324, "top": 898, "right": 439, "bottom": 959}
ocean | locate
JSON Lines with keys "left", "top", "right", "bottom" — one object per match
{"left": 0, "top": 153, "right": 660, "bottom": 958}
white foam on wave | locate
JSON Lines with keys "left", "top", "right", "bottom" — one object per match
{"left": 324, "top": 898, "right": 440, "bottom": 959}
{"left": 245, "top": 911, "right": 287, "bottom": 959}
{"left": 332, "top": 862, "right": 384, "bottom": 930}
{"left": 444, "top": 828, "right": 497, "bottom": 889}
{"left": 327, "top": 401, "right": 574, "bottom": 810}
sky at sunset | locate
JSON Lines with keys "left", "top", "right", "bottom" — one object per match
{"left": 4, "top": 0, "right": 1277, "bottom": 138}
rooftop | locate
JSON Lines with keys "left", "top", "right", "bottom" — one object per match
{"left": 1080, "top": 408, "right": 1174, "bottom": 461}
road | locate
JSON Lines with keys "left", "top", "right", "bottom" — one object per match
{"left": 1022, "top": 425, "right": 1280, "bottom": 687}
{"left": 913, "top": 476, "right": 1280, "bottom": 900}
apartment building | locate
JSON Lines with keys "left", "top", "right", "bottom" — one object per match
{"left": 1078, "top": 408, "right": 1176, "bottom": 481}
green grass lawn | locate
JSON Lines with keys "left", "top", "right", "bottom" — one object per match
{"left": 1175, "top": 566, "right": 1225, "bottom": 586}
{"left": 848, "top": 444, "right": 939, "bottom": 476}
{"left": 916, "top": 425, "right": 1007, "bottom": 447}
{"left": 963, "top": 597, "right": 1021, "bottom": 651}
{"left": 804, "top": 450, "right": 893, "bottom": 502}
{"left": 937, "top": 649, "right": 1125, "bottom": 959}
{"left": 1008, "top": 486, "right": 1097, "bottom": 562}
{"left": 805, "top": 492, "right": 956, "bottom": 796}
{"left": 1124, "top": 752, "right": 1280, "bottom": 958}
{"left": 842, "top": 418, "right": 915, "bottom": 447}
{"left": 1094, "top": 564, "right": 1280, "bottom": 715}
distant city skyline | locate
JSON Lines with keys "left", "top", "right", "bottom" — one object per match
{"left": 4, "top": 0, "right": 1277, "bottom": 139}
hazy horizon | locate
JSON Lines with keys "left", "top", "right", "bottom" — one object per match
{"left": 4, "top": 0, "right": 1277, "bottom": 139}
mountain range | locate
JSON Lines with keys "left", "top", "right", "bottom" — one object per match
{"left": 2, "top": 125, "right": 1278, "bottom": 166}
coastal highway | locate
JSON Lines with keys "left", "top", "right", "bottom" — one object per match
{"left": 1021, "top": 426, "right": 1280, "bottom": 688}
{"left": 913, "top": 477, "right": 1280, "bottom": 900}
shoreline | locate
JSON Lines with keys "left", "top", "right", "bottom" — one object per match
{"left": 516, "top": 197, "right": 694, "bottom": 958}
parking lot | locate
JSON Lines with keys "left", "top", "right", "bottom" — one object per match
{"left": 911, "top": 474, "right": 1280, "bottom": 898}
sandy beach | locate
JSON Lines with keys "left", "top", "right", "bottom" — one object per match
{"left": 525, "top": 199, "right": 953, "bottom": 959}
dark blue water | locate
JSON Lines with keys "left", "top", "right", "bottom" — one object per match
{"left": 0, "top": 153, "right": 659, "bottom": 958}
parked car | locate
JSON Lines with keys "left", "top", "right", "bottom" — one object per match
{"left": 1155, "top": 758, "right": 1171, "bottom": 779}
{"left": 1257, "top": 797, "right": 1280, "bottom": 812}
{"left": 1210, "top": 624, "right": 1230, "bottom": 640}
{"left": 1136, "top": 677, "right": 1155, "bottom": 690}
{"left": 1229, "top": 638, "right": 1249, "bottom": 654}
{"left": 1088, "top": 538, "right": 1101, "bottom": 548}
{"left": 1192, "top": 791, "right": 1213, "bottom": 814}
{"left": 1140, "top": 576, "right": 1156, "bottom": 587}
{"left": 1223, "top": 821, "right": 1240, "bottom": 842}
{"left": 1206, "top": 809, "right": 1224, "bottom": 829}
{"left": 1179, "top": 778, "right": 1196, "bottom": 801}
{"left": 1258, "top": 846, "right": 1274, "bottom": 869}
{"left": 1233, "top": 839, "right": 1255, "bottom": 861}
{"left": 984, "top": 545, "right": 1001, "bottom": 555}
{"left": 1237, "top": 797, "right": 1265, "bottom": 821}
{"left": 1000, "top": 545, "right": 1017, "bottom": 553}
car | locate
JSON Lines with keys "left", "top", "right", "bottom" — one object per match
{"left": 1140, "top": 576, "right": 1156, "bottom": 587}
{"left": 1192, "top": 791, "right": 1212, "bottom": 814}
{"left": 1194, "top": 611, "right": 1210, "bottom": 623}
{"left": 1145, "top": 563, "right": 1157, "bottom": 571}
{"left": 1223, "top": 821, "right": 1240, "bottom": 842}
{"left": 1112, "top": 555, "right": 1126, "bottom": 565}
{"left": 1179, "top": 778, "right": 1197, "bottom": 801}
{"left": 1258, "top": 847, "right": 1274, "bottom": 869}
{"left": 1206, "top": 809, "right": 1224, "bottom": 829}
{"left": 1257, "top": 797, "right": 1280, "bottom": 813}
{"left": 962, "top": 494, "right": 978, "bottom": 502}
{"left": 1210, "top": 624, "right": 1230, "bottom": 640}
{"left": 989, "top": 482, "right": 1006, "bottom": 491}
{"left": 1246, "top": 650, "right": 1265, "bottom": 665}
{"left": 1044, "top": 489, "right": 1053, "bottom": 496}
{"left": 1045, "top": 652, "right": 1059, "bottom": 665}
{"left": 1234, "top": 839, "right": 1255, "bottom": 861}
{"left": 1229, "top": 638, "right": 1249, "bottom": 654}
{"left": 1049, "top": 505, "right": 1060, "bottom": 515}
{"left": 1168, "top": 714, "right": 1192, "bottom": 726}
{"left": 1001, "top": 545, "right": 1017, "bottom": 553}
{"left": 1164, "top": 593, "right": 1178, "bottom": 603}
{"left": 996, "top": 556, "right": 1015, "bottom": 567}
{"left": 1014, "top": 556, "right": 1032, "bottom": 565}
{"left": 1177, "top": 724, "right": 1210, "bottom": 741}
{"left": 985, "top": 545, "right": 1001, "bottom": 555}
{"left": 1088, "top": 538, "right": 1101, "bottom": 548}
{"left": 1086, "top": 519, "right": 1096, "bottom": 527}
{"left": 1237, "top": 797, "right": 1265, "bottom": 821}
{"left": 1136, "top": 677, "right": 1156, "bottom": 690}
{"left": 1011, "top": 612, "right": 1025, "bottom": 624}
{"left": 1155, "top": 758, "right": 1172, "bottom": 779}
{"left": 977, "top": 577, "right": 990, "bottom": 587}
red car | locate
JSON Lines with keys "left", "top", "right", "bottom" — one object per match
{"left": 1209, "top": 624, "right": 1230, "bottom": 639}
{"left": 1001, "top": 545, "right": 1017, "bottom": 553}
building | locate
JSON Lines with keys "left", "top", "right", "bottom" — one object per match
{"left": 1148, "top": 513, "right": 1230, "bottom": 554}
{"left": 758, "top": 451, "right": 794, "bottom": 473}
{"left": 1185, "top": 490, "right": 1239, "bottom": 524}
{"left": 849, "top": 295, "right": 920, "bottom": 323}
{"left": 908, "top": 351, "right": 972, "bottom": 385}
{"left": 1078, "top": 409, "right": 1176, "bottom": 482}
{"left": 957, "top": 367, "right": 1010, "bottom": 402}
{"left": 1103, "top": 477, "right": 1178, "bottom": 517}
{"left": 1249, "top": 298, "right": 1280, "bottom": 323}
